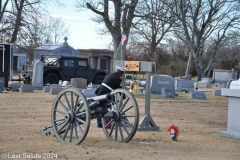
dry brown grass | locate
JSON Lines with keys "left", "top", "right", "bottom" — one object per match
{"left": 0, "top": 88, "right": 240, "bottom": 160}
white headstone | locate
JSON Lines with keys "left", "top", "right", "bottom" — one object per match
{"left": 31, "top": 60, "right": 44, "bottom": 89}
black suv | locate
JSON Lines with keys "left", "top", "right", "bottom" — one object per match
{"left": 40, "top": 55, "right": 107, "bottom": 85}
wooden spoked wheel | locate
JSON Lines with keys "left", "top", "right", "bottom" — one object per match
{"left": 51, "top": 88, "right": 90, "bottom": 145}
{"left": 102, "top": 89, "right": 139, "bottom": 142}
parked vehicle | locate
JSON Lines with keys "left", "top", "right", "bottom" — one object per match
{"left": 21, "top": 55, "right": 108, "bottom": 85}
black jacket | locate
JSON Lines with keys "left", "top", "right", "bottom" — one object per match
{"left": 95, "top": 72, "right": 122, "bottom": 95}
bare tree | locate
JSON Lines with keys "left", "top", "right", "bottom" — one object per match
{"left": 168, "top": 0, "right": 240, "bottom": 81}
{"left": 17, "top": 16, "right": 70, "bottom": 63}
{"left": 39, "top": 16, "right": 70, "bottom": 44}
{"left": 0, "top": 0, "right": 9, "bottom": 22}
{"left": 203, "top": 32, "right": 240, "bottom": 77}
{"left": 132, "top": 0, "right": 175, "bottom": 59}
{"left": 75, "top": 0, "right": 140, "bottom": 62}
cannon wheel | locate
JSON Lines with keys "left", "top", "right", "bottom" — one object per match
{"left": 102, "top": 88, "right": 139, "bottom": 142}
{"left": 51, "top": 88, "right": 90, "bottom": 145}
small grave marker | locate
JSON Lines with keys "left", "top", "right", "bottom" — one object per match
{"left": 213, "top": 89, "right": 221, "bottom": 96}
{"left": 161, "top": 87, "right": 175, "bottom": 98}
{"left": 11, "top": 82, "right": 23, "bottom": 89}
{"left": 190, "top": 91, "right": 207, "bottom": 100}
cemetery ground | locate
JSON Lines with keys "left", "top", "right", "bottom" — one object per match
{"left": 0, "top": 88, "right": 240, "bottom": 160}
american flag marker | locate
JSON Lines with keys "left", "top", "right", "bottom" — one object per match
{"left": 121, "top": 34, "right": 128, "bottom": 45}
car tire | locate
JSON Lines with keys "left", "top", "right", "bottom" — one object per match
{"left": 44, "top": 73, "right": 59, "bottom": 85}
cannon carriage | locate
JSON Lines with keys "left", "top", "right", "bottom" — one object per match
{"left": 41, "top": 88, "right": 139, "bottom": 145}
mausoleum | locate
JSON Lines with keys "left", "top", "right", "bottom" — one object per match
{"left": 78, "top": 49, "right": 114, "bottom": 73}
{"left": 34, "top": 37, "right": 79, "bottom": 62}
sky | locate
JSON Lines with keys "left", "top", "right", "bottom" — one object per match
{"left": 47, "top": 1, "right": 112, "bottom": 50}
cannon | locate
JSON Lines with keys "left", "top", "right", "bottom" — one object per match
{"left": 40, "top": 88, "right": 139, "bottom": 145}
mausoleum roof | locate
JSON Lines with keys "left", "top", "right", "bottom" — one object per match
{"left": 35, "top": 44, "right": 63, "bottom": 51}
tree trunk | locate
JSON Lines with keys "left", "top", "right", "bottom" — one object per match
{"left": 202, "top": 57, "right": 214, "bottom": 78}
{"left": 185, "top": 52, "right": 192, "bottom": 78}
{"left": 10, "top": 0, "right": 24, "bottom": 43}
{"left": 194, "top": 57, "right": 202, "bottom": 81}
{"left": 0, "top": 0, "right": 9, "bottom": 22}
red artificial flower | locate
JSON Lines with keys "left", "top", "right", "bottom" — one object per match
{"left": 167, "top": 124, "right": 179, "bottom": 135}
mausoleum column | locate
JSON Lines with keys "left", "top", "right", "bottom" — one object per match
{"left": 97, "top": 57, "right": 100, "bottom": 69}
{"left": 89, "top": 57, "right": 93, "bottom": 67}
{"left": 110, "top": 58, "right": 113, "bottom": 73}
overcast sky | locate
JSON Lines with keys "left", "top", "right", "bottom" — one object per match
{"left": 48, "top": 1, "right": 112, "bottom": 50}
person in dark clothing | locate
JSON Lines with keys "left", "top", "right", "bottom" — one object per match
{"left": 95, "top": 66, "right": 125, "bottom": 128}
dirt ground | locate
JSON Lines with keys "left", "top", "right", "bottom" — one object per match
{"left": 0, "top": 87, "right": 240, "bottom": 160}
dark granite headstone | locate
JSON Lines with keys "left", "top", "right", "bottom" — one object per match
{"left": 175, "top": 78, "right": 194, "bottom": 92}
{"left": 161, "top": 87, "right": 175, "bottom": 98}
{"left": 213, "top": 89, "right": 221, "bottom": 96}
{"left": 150, "top": 75, "right": 175, "bottom": 95}
{"left": 190, "top": 91, "right": 207, "bottom": 100}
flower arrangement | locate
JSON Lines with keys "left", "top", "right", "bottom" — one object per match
{"left": 181, "top": 87, "right": 188, "bottom": 93}
{"left": 167, "top": 124, "right": 179, "bottom": 141}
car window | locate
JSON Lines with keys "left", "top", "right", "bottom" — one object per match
{"left": 64, "top": 59, "right": 74, "bottom": 67}
{"left": 78, "top": 60, "right": 87, "bottom": 67}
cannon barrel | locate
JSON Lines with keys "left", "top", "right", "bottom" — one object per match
{"left": 87, "top": 93, "right": 113, "bottom": 104}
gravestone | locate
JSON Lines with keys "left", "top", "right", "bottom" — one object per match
{"left": 19, "top": 84, "right": 34, "bottom": 92}
{"left": 175, "top": 78, "right": 194, "bottom": 92}
{"left": 82, "top": 88, "right": 97, "bottom": 98}
{"left": 150, "top": 75, "right": 175, "bottom": 95}
{"left": 31, "top": 60, "right": 44, "bottom": 89}
{"left": 11, "top": 82, "right": 23, "bottom": 89}
{"left": 71, "top": 78, "right": 87, "bottom": 89}
{"left": 0, "top": 77, "right": 4, "bottom": 91}
{"left": 213, "top": 89, "right": 221, "bottom": 96}
{"left": 197, "top": 78, "right": 211, "bottom": 88}
{"left": 190, "top": 91, "right": 207, "bottom": 100}
{"left": 42, "top": 86, "right": 51, "bottom": 92}
{"left": 219, "top": 79, "right": 240, "bottom": 140}
{"left": 49, "top": 87, "right": 63, "bottom": 95}
{"left": 161, "top": 87, "right": 175, "bottom": 98}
